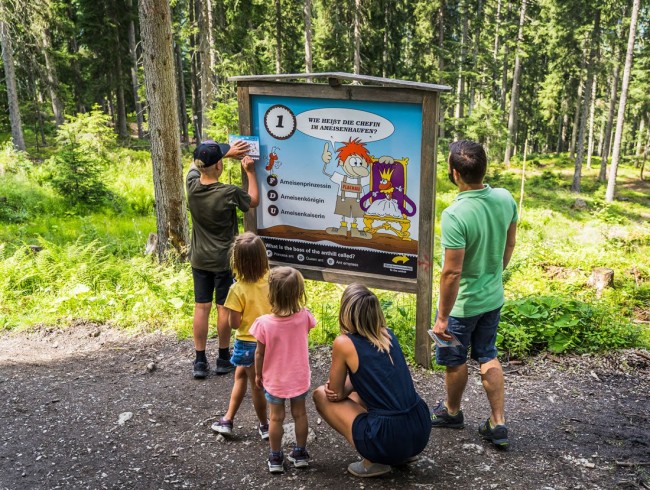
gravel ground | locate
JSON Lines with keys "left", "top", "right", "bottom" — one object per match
{"left": 0, "top": 322, "right": 648, "bottom": 489}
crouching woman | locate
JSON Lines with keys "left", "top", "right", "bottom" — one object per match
{"left": 313, "top": 284, "right": 431, "bottom": 477}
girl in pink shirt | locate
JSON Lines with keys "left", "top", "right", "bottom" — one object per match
{"left": 250, "top": 267, "right": 316, "bottom": 473}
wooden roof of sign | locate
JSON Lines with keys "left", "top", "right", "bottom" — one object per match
{"left": 229, "top": 72, "right": 452, "bottom": 93}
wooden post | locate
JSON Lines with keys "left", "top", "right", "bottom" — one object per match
{"left": 414, "top": 94, "right": 438, "bottom": 367}
{"left": 237, "top": 85, "right": 257, "bottom": 233}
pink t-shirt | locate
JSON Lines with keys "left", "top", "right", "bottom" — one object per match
{"left": 249, "top": 308, "right": 316, "bottom": 399}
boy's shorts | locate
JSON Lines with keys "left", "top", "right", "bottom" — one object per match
{"left": 265, "top": 389, "right": 309, "bottom": 405}
{"left": 192, "top": 267, "right": 234, "bottom": 305}
{"left": 435, "top": 306, "right": 502, "bottom": 367}
{"left": 230, "top": 339, "right": 256, "bottom": 367}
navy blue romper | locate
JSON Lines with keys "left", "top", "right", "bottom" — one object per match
{"left": 348, "top": 329, "right": 431, "bottom": 465}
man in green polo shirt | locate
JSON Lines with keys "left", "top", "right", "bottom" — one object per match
{"left": 430, "top": 140, "right": 517, "bottom": 449}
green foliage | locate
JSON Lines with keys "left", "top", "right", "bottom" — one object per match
{"left": 0, "top": 142, "right": 32, "bottom": 174}
{"left": 42, "top": 110, "right": 116, "bottom": 206}
{"left": 46, "top": 144, "right": 110, "bottom": 206}
{"left": 0, "top": 174, "right": 65, "bottom": 223}
{"left": 380, "top": 296, "right": 417, "bottom": 361}
{"left": 53, "top": 108, "right": 116, "bottom": 155}
{"left": 498, "top": 296, "right": 642, "bottom": 358}
{"left": 0, "top": 238, "right": 194, "bottom": 332}
{"left": 205, "top": 100, "right": 240, "bottom": 143}
{"left": 456, "top": 100, "right": 508, "bottom": 161}
{"left": 108, "top": 148, "right": 155, "bottom": 216}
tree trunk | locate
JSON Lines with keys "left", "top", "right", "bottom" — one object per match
{"left": 189, "top": 0, "right": 202, "bottom": 141}
{"left": 504, "top": 0, "right": 526, "bottom": 167}
{"left": 469, "top": 0, "right": 483, "bottom": 115}
{"left": 114, "top": 51, "right": 129, "bottom": 138}
{"left": 197, "top": 0, "right": 214, "bottom": 132}
{"left": 438, "top": 5, "right": 444, "bottom": 80}
{"left": 438, "top": 5, "right": 445, "bottom": 140}
{"left": 67, "top": 8, "right": 85, "bottom": 115}
{"left": 206, "top": 0, "right": 216, "bottom": 76}
{"left": 493, "top": 0, "right": 501, "bottom": 62}
{"left": 558, "top": 104, "right": 569, "bottom": 153}
{"left": 569, "top": 71, "right": 584, "bottom": 159}
{"left": 599, "top": 57, "right": 620, "bottom": 181}
{"left": 304, "top": 0, "right": 312, "bottom": 75}
{"left": 109, "top": 0, "right": 128, "bottom": 139}
{"left": 597, "top": 113, "right": 605, "bottom": 157}
{"left": 175, "top": 40, "right": 189, "bottom": 144}
{"left": 127, "top": 0, "right": 144, "bottom": 139}
{"left": 605, "top": 0, "right": 640, "bottom": 203}
{"left": 275, "top": 0, "right": 282, "bottom": 74}
{"left": 40, "top": 28, "right": 65, "bottom": 126}
{"left": 353, "top": 0, "right": 361, "bottom": 75}
{"left": 499, "top": 0, "right": 512, "bottom": 112}
{"left": 571, "top": 10, "right": 600, "bottom": 193}
{"left": 32, "top": 73, "right": 47, "bottom": 146}
{"left": 455, "top": 0, "right": 468, "bottom": 122}
{"left": 635, "top": 117, "right": 645, "bottom": 158}
{"left": 555, "top": 101, "right": 565, "bottom": 154}
{"left": 0, "top": 20, "right": 26, "bottom": 151}
{"left": 137, "top": 0, "right": 189, "bottom": 260}
{"left": 586, "top": 77, "right": 597, "bottom": 169}
{"left": 641, "top": 124, "right": 649, "bottom": 180}
{"left": 381, "top": 0, "right": 389, "bottom": 78}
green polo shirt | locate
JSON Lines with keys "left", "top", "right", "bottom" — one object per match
{"left": 441, "top": 185, "right": 518, "bottom": 317}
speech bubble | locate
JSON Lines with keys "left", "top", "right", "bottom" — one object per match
{"left": 296, "top": 108, "right": 394, "bottom": 143}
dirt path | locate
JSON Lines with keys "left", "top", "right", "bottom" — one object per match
{"left": 1, "top": 323, "right": 649, "bottom": 489}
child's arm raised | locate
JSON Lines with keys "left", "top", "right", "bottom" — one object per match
{"left": 254, "top": 341, "right": 266, "bottom": 389}
{"left": 241, "top": 156, "right": 259, "bottom": 208}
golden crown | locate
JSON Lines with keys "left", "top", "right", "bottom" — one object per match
{"left": 379, "top": 168, "right": 394, "bottom": 180}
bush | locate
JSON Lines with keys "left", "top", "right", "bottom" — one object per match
{"left": 43, "top": 110, "right": 116, "bottom": 206}
{"left": 498, "top": 295, "right": 642, "bottom": 358}
{"left": 0, "top": 141, "right": 32, "bottom": 174}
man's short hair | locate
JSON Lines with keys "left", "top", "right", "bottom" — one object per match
{"left": 448, "top": 140, "right": 487, "bottom": 184}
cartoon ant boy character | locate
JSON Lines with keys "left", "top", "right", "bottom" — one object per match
{"left": 322, "top": 138, "right": 393, "bottom": 239}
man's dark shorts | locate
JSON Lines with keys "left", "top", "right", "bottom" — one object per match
{"left": 192, "top": 267, "right": 234, "bottom": 305}
{"left": 435, "top": 306, "right": 502, "bottom": 367}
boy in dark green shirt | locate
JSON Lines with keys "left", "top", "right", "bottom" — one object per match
{"left": 187, "top": 140, "right": 258, "bottom": 378}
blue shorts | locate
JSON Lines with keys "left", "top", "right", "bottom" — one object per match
{"left": 192, "top": 267, "right": 234, "bottom": 305}
{"left": 230, "top": 339, "right": 257, "bottom": 367}
{"left": 265, "top": 389, "right": 309, "bottom": 405}
{"left": 435, "top": 306, "right": 502, "bottom": 367}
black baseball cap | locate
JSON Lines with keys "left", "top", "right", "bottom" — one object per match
{"left": 193, "top": 140, "right": 231, "bottom": 167}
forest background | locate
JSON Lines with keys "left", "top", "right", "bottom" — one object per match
{"left": 0, "top": 0, "right": 648, "bottom": 365}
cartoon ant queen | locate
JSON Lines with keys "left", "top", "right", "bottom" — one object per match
{"left": 359, "top": 158, "right": 417, "bottom": 241}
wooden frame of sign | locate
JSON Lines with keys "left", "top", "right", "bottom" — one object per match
{"left": 230, "top": 72, "right": 451, "bottom": 367}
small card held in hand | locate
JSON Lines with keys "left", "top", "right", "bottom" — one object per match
{"left": 428, "top": 329, "right": 462, "bottom": 348}
{"left": 228, "top": 134, "right": 260, "bottom": 160}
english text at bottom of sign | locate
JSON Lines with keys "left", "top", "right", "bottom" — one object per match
{"left": 383, "top": 263, "right": 414, "bottom": 274}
